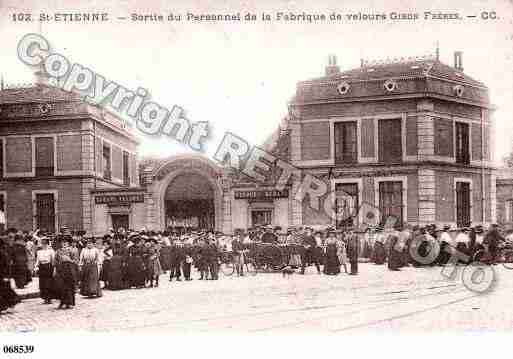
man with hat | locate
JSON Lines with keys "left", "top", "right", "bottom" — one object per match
{"left": 300, "top": 227, "right": 321, "bottom": 275}
{"left": 346, "top": 228, "right": 359, "bottom": 275}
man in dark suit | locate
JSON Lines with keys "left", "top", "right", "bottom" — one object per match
{"left": 347, "top": 230, "right": 359, "bottom": 275}
{"left": 300, "top": 227, "right": 321, "bottom": 274}
{"left": 206, "top": 239, "right": 220, "bottom": 280}
{"left": 169, "top": 240, "right": 184, "bottom": 281}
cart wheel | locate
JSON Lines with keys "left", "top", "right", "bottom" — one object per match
{"left": 220, "top": 262, "right": 235, "bottom": 276}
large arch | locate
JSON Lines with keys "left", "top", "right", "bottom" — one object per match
{"left": 152, "top": 155, "right": 225, "bottom": 231}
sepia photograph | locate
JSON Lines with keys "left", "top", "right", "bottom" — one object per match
{"left": 0, "top": 0, "right": 513, "bottom": 356}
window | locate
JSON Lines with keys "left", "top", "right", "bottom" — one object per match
{"left": 505, "top": 200, "right": 513, "bottom": 223}
{"left": 378, "top": 119, "right": 402, "bottom": 163}
{"left": 122, "top": 151, "right": 130, "bottom": 186}
{"left": 0, "top": 193, "right": 5, "bottom": 231}
{"left": 0, "top": 138, "right": 3, "bottom": 178}
{"left": 455, "top": 122, "right": 470, "bottom": 165}
{"left": 456, "top": 181, "right": 471, "bottom": 227}
{"left": 35, "top": 193, "right": 56, "bottom": 233}
{"left": 334, "top": 121, "right": 357, "bottom": 164}
{"left": 434, "top": 118, "right": 454, "bottom": 157}
{"left": 335, "top": 183, "right": 359, "bottom": 229}
{"left": 103, "top": 143, "right": 111, "bottom": 180}
{"left": 251, "top": 210, "right": 272, "bottom": 227}
{"left": 35, "top": 137, "right": 54, "bottom": 177}
{"left": 378, "top": 181, "right": 403, "bottom": 225}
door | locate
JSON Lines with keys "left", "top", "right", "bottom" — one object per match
{"left": 335, "top": 183, "right": 359, "bottom": 229}
{"left": 36, "top": 193, "right": 56, "bottom": 233}
{"left": 111, "top": 214, "right": 129, "bottom": 232}
{"left": 378, "top": 181, "right": 404, "bottom": 225}
{"left": 379, "top": 119, "right": 402, "bottom": 163}
{"left": 456, "top": 182, "right": 471, "bottom": 227}
{"left": 251, "top": 210, "right": 272, "bottom": 227}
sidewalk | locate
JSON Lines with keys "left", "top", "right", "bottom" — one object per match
{"left": 11, "top": 277, "right": 40, "bottom": 300}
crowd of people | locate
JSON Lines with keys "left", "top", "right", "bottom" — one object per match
{"left": 1, "top": 222, "right": 512, "bottom": 313}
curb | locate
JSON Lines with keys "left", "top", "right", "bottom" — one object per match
{"left": 18, "top": 292, "right": 40, "bottom": 300}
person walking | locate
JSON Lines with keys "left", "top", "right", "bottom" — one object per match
{"left": 336, "top": 231, "right": 348, "bottom": 274}
{"left": 54, "top": 237, "right": 77, "bottom": 309}
{"left": 323, "top": 231, "right": 340, "bottom": 275}
{"left": 300, "top": 227, "right": 321, "bottom": 274}
{"left": 11, "top": 233, "right": 31, "bottom": 289}
{"left": 79, "top": 238, "right": 102, "bottom": 298}
{"left": 34, "top": 237, "right": 55, "bottom": 304}
{"left": 347, "top": 230, "right": 359, "bottom": 275}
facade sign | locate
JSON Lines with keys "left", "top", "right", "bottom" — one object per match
{"left": 95, "top": 193, "right": 144, "bottom": 205}
{"left": 234, "top": 189, "right": 289, "bottom": 200}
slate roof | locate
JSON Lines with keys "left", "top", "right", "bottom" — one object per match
{"left": 301, "top": 59, "right": 486, "bottom": 88}
{"left": 0, "top": 84, "right": 82, "bottom": 104}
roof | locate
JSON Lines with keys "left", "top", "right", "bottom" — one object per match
{"left": 301, "top": 59, "right": 485, "bottom": 88}
{"left": 294, "top": 58, "right": 490, "bottom": 106}
{"left": 0, "top": 84, "right": 82, "bottom": 104}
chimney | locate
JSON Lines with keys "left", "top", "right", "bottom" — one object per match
{"left": 454, "top": 51, "right": 463, "bottom": 71}
{"left": 325, "top": 54, "right": 340, "bottom": 76}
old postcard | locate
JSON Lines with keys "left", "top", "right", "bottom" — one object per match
{"left": 0, "top": 0, "right": 512, "bottom": 356}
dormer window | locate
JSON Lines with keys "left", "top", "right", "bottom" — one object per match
{"left": 453, "top": 85, "right": 464, "bottom": 97}
{"left": 384, "top": 79, "right": 397, "bottom": 92}
{"left": 337, "top": 81, "right": 351, "bottom": 95}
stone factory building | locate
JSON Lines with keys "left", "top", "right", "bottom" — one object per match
{"left": 287, "top": 52, "right": 495, "bottom": 229}
{"left": 0, "top": 51, "right": 502, "bottom": 234}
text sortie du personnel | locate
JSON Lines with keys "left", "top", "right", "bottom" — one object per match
{"left": 131, "top": 12, "right": 438, "bottom": 22}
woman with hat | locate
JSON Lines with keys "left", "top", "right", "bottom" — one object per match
{"left": 336, "top": 230, "right": 348, "bottom": 274}
{"left": 126, "top": 236, "right": 146, "bottom": 288}
{"left": 372, "top": 227, "right": 386, "bottom": 265}
{"left": 54, "top": 236, "right": 78, "bottom": 309}
{"left": 323, "top": 230, "right": 340, "bottom": 275}
{"left": 79, "top": 238, "right": 102, "bottom": 298}
{"left": 144, "top": 238, "right": 163, "bottom": 287}
{"left": 34, "top": 237, "right": 56, "bottom": 304}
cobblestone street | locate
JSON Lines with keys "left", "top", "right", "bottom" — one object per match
{"left": 1, "top": 263, "right": 512, "bottom": 333}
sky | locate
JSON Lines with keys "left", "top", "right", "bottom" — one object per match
{"left": 1, "top": 0, "right": 512, "bottom": 164}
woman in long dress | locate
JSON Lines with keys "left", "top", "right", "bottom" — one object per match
{"left": 144, "top": 239, "right": 163, "bottom": 287}
{"left": 372, "top": 239, "right": 386, "bottom": 265}
{"left": 336, "top": 233, "right": 348, "bottom": 274}
{"left": 79, "top": 238, "right": 102, "bottom": 298}
{"left": 0, "top": 238, "right": 20, "bottom": 313}
{"left": 107, "top": 240, "right": 125, "bottom": 290}
{"left": 126, "top": 237, "right": 146, "bottom": 288}
{"left": 323, "top": 233, "right": 340, "bottom": 275}
{"left": 387, "top": 234, "right": 402, "bottom": 271}
{"left": 12, "top": 234, "right": 31, "bottom": 289}
{"left": 34, "top": 238, "right": 55, "bottom": 304}
{"left": 54, "top": 238, "right": 77, "bottom": 309}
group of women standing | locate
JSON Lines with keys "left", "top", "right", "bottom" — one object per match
{"left": 35, "top": 236, "right": 102, "bottom": 310}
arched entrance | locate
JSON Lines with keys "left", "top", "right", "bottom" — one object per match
{"left": 164, "top": 172, "right": 215, "bottom": 230}
{"left": 151, "top": 155, "right": 226, "bottom": 232}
